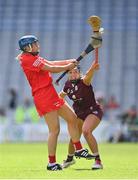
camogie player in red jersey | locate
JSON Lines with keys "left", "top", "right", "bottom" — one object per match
{"left": 17, "top": 35, "right": 94, "bottom": 171}
{"left": 59, "top": 60, "right": 103, "bottom": 170}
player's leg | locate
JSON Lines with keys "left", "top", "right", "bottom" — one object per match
{"left": 57, "top": 102, "right": 92, "bottom": 158}
{"left": 58, "top": 102, "right": 79, "bottom": 141}
{"left": 82, "top": 114, "right": 100, "bottom": 153}
{"left": 44, "top": 111, "right": 62, "bottom": 171}
{"left": 82, "top": 114, "right": 103, "bottom": 169}
{"left": 62, "top": 118, "right": 83, "bottom": 168}
{"left": 67, "top": 118, "right": 83, "bottom": 153}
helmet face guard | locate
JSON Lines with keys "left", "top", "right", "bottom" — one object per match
{"left": 18, "top": 35, "right": 38, "bottom": 51}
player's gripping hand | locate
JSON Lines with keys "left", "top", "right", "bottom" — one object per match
{"left": 67, "top": 60, "right": 79, "bottom": 70}
{"left": 67, "top": 59, "right": 77, "bottom": 63}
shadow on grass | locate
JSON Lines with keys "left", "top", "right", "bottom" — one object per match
{"left": 74, "top": 168, "right": 102, "bottom": 171}
{"left": 74, "top": 168, "right": 93, "bottom": 171}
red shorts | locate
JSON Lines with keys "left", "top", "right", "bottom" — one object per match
{"left": 33, "top": 85, "right": 65, "bottom": 116}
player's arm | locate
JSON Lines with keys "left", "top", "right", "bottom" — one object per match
{"left": 83, "top": 60, "right": 100, "bottom": 86}
{"left": 41, "top": 62, "right": 77, "bottom": 73}
{"left": 59, "top": 91, "right": 67, "bottom": 98}
{"left": 48, "top": 59, "right": 76, "bottom": 65}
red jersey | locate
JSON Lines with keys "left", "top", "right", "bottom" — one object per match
{"left": 19, "top": 52, "right": 64, "bottom": 116}
{"left": 19, "top": 53, "right": 52, "bottom": 96}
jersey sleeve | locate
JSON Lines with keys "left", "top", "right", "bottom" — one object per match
{"left": 21, "top": 55, "right": 47, "bottom": 72}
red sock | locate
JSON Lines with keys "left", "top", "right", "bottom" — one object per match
{"left": 48, "top": 155, "right": 56, "bottom": 164}
{"left": 72, "top": 141, "right": 83, "bottom": 151}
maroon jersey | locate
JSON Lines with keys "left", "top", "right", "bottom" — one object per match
{"left": 63, "top": 79, "right": 103, "bottom": 120}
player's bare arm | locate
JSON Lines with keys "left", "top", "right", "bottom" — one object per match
{"left": 83, "top": 60, "right": 100, "bottom": 86}
{"left": 41, "top": 62, "right": 77, "bottom": 73}
{"left": 49, "top": 59, "right": 76, "bottom": 66}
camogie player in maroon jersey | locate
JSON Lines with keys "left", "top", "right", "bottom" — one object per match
{"left": 59, "top": 60, "right": 103, "bottom": 170}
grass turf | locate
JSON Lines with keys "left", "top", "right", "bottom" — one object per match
{"left": 0, "top": 143, "right": 138, "bottom": 179}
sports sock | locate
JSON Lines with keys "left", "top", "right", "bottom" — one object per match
{"left": 72, "top": 141, "right": 83, "bottom": 151}
{"left": 95, "top": 154, "right": 101, "bottom": 161}
{"left": 66, "top": 154, "right": 74, "bottom": 162}
{"left": 48, "top": 155, "right": 56, "bottom": 164}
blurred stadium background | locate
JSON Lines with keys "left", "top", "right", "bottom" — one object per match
{"left": 0, "top": 0, "right": 138, "bottom": 143}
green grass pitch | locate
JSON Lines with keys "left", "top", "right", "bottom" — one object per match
{"left": 0, "top": 143, "right": 138, "bottom": 179}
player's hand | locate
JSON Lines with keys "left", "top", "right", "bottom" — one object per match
{"left": 68, "top": 60, "right": 78, "bottom": 70}
{"left": 68, "top": 59, "right": 77, "bottom": 63}
{"left": 91, "top": 60, "right": 100, "bottom": 71}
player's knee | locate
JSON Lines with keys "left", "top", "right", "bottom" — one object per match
{"left": 82, "top": 127, "right": 91, "bottom": 138}
{"left": 49, "top": 128, "right": 60, "bottom": 137}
